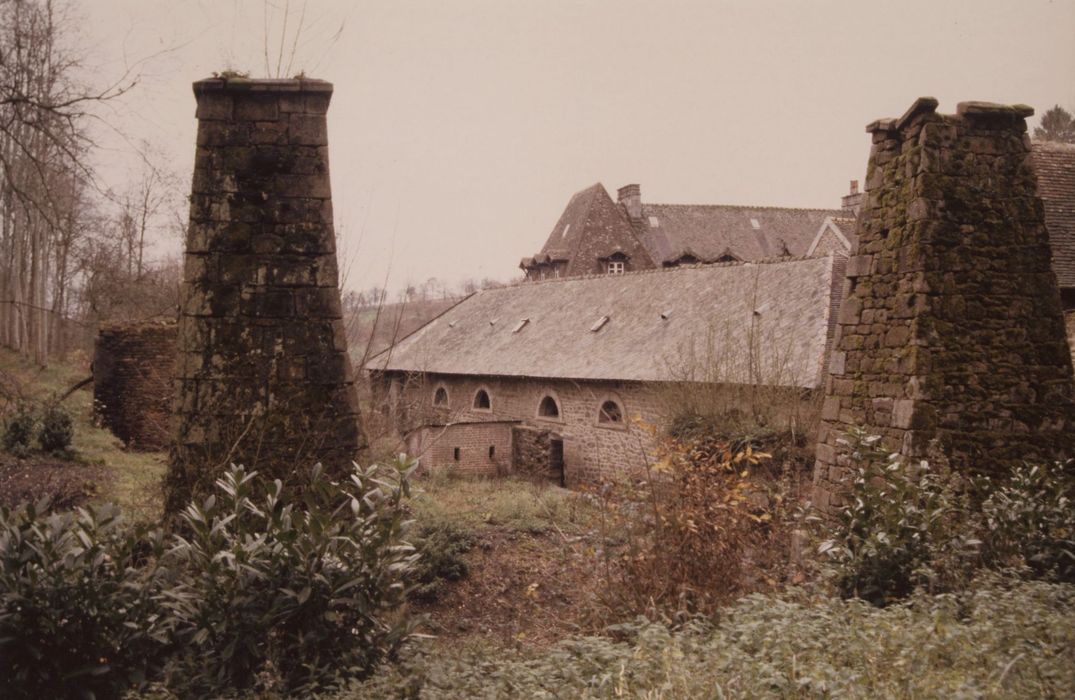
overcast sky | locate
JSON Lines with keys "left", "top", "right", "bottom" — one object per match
{"left": 80, "top": 0, "right": 1075, "bottom": 294}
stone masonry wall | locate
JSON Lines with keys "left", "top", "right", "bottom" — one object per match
{"left": 93, "top": 320, "right": 177, "bottom": 450}
{"left": 406, "top": 421, "right": 516, "bottom": 477}
{"left": 813, "top": 98, "right": 1075, "bottom": 511}
{"left": 167, "top": 77, "right": 364, "bottom": 513}
{"left": 381, "top": 372, "right": 665, "bottom": 485}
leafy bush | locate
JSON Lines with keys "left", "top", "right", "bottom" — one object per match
{"left": 810, "top": 429, "right": 1075, "bottom": 604}
{"left": 599, "top": 428, "right": 785, "bottom": 616}
{"left": 160, "top": 460, "right": 421, "bottom": 696}
{"left": 410, "top": 518, "right": 475, "bottom": 602}
{"left": 343, "top": 577, "right": 1075, "bottom": 699}
{"left": 38, "top": 403, "right": 74, "bottom": 453}
{"left": 0, "top": 501, "right": 168, "bottom": 699}
{"left": 3, "top": 403, "right": 36, "bottom": 456}
{"left": 0, "top": 458, "right": 422, "bottom": 698}
{"left": 980, "top": 462, "right": 1075, "bottom": 582}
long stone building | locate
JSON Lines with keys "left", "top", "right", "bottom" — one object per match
{"left": 367, "top": 255, "right": 844, "bottom": 484}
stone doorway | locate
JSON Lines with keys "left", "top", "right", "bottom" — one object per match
{"left": 549, "top": 437, "right": 565, "bottom": 487}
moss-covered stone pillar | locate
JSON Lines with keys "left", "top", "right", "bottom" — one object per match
{"left": 166, "top": 77, "right": 364, "bottom": 514}
{"left": 812, "top": 97, "right": 1075, "bottom": 511}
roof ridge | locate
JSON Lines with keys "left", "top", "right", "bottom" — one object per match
{"left": 494, "top": 253, "right": 831, "bottom": 291}
{"left": 645, "top": 202, "right": 844, "bottom": 214}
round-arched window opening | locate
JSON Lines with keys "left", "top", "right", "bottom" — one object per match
{"left": 598, "top": 399, "right": 623, "bottom": 424}
{"left": 473, "top": 389, "right": 492, "bottom": 410}
{"left": 538, "top": 395, "right": 560, "bottom": 419}
{"left": 433, "top": 386, "right": 449, "bottom": 407}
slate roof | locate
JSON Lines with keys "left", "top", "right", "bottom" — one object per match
{"left": 636, "top": 202, "right": 844, "bottom": 264}
{"left": 1032, "top": 141, "right": 1075, "bottom": 288}
{"left": 367, "top": 256, "right": 841, "bottom": 388}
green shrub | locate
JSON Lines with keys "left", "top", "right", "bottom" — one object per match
{"left": 159, "top": 460, "right": 422, "bottom": 695}
{"left": 410, "top": 519, "right": 475, "bottom": 602}
{"left": 3, "top": 404, "right": 36, "bottom": 456}
{"left": 0, "top": 501, "right": 168, "bottom": 699}
{"left": 38, "top": 403, "right": 74, "bottom": 453}
{"left": 980, "top": 462, "right": 1075, "bottom": 582}
{"left": 810, "top": 429, "right": 1075, "bottom": 604}
{"left": 343, "top": 577, "right": 1075, "bottom": 699}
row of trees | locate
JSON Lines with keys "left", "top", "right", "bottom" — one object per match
{"left": 0, "top": 0, "right": 181, "bottom": 365}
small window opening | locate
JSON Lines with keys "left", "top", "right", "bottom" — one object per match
{"left": 599, "top": 400, "right": 623, "bottom": 424}
{"left": 474, "top": 389, "right": 491, "bottom": 410}
{"left": 607, "top": 261, "right": 625, "bottom": 275}
{"left": 433, "top": 387, "right": 448, "bottom": 406}
{"left": 512, "top": 318, "right": 530, "bottom": 333}
{"left": 750, "top": 218, "right": 760, "bottom": 230}
{"left": 660, "top": 309, "right": 672, "bottom": 320}
{"left": 590, "top": 315, "right": 610, "bottom": 332}
{"left": 538, "top": 395, "right": 560, "bottom": 419}
{"left": 453, "top": 447, "right": 460, "bottom": 461}
{"left": 488, "top": 445, "right": 496, "bottom": 459}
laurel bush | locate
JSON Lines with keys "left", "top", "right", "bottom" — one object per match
{"left": 38, "top": 403, "right": 74, "bottom": 453}
{"left": 3, "top": 403, "right": 36, "bottom": 456}
{"left": 340, "top": 576, "right": 1075, "bottom": 699}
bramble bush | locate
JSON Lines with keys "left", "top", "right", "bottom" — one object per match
{"left": 0, "top": 457, "right": 422, "bottom": 698}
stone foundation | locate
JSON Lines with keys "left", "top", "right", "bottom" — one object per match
{"left": 813, "top": 98, "right": 1075, "bottom": 511}
{"left": 167, "top": 77, "right": 364, "bottom": 513}
{"left": 93, "top": 320, "right": 176, "bottom": 450}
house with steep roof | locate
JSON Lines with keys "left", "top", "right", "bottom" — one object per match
{"left": 1033, "top": 141, "right": 1075, "bottom": 309}
{"left": 520, "top": 181, "right": 862, "bottom": 280}
{"left": 367, "top": 256, "right": 844, "bottom": 484}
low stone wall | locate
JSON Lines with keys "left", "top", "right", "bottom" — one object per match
{"left": 406, "top": 421, "right": 516, "bottom": 476}
{"left": 93, "top": 320, "right": 177, "bottom": 450}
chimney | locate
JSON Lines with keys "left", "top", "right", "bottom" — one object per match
{"left": 841, "top": 179, "right": 864, "bottom": 217}
{"left": 617, "top": 183, "right": 642, "bottom": 220}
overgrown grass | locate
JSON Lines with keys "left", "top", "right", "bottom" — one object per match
{"left": 411, "top": 472, "right": 595, "bottom": 536}
{"left": 340, "top": 576, "right": 1075, "bottom": 699}
{"left": 0, "top": 348, "right": 165, "bottom": 520}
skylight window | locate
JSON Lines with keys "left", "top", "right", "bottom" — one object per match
{"left": 590, "top": 315, "right": 610, "bottom": 332}
{"left": 660, "top": 310, "right": 672, "bottom": 320}
{"left": 489, "top": 318, "right": 499, "bottom": 326}
{"left": 648, "top": 216, "right": 659, "bottom": 228}
{"left": 512, "top": 318, "right": 530, "bottom": 333}
{"left": 561, "top": 224, "right": 571, "bottom": 238}
{"left": 750, "top": 218, "right": 760, "bottom": 230}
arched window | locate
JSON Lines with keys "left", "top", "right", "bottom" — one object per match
{"left": 538, "top": 395, "right": 560, "bottom": 419}
{"left": 473, "top": 389, "right": 491, "bottom": 410}
{"left": 598, "top": 399, "right": 623, "bottom": 424}
{"left": 433, "top": 386, "right": 449, "bottom": 407}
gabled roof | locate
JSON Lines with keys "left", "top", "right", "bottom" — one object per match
{"left": 367, "top": 256, "right": 841, "bottom": 388}
{"left": 636, "top": 203, "right": 844, "bottom": 264}
{"left": 524, "top": 183, "right": 655, "bottom": 276}
{"left": 805, "top": 216, "right": 858, "bottom": 257}
{"left": 1032, "top": 141, "right": 1075, "bottom": 287}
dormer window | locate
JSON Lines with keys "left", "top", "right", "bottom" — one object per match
{"left": 608, "top": 261, "right": 624, "bottom": 275}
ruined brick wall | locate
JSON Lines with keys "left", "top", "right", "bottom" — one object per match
{"left": 512, "top": 425, "right": 552, "bottom": 477}
{"left": 407, "top": 421, "right": 515, "bottom": 476}
{"left": 813, "top": 98, "right": 1075, "bottom": 510}
{"left": 168, "top": 77, "right": 364, "bottom": 513}
{"left": 93, "top": 320, "right": 177, "bottom": 450}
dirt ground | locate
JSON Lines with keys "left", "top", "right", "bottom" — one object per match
{"left": 0, "top": 453, "right": 108, "bottom": 510}
{"left": 414, "top": 526, "right": 615, "bottom": 647}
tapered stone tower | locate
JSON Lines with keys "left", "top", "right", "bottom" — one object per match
{"left": 812, "top": 98, "right": 1075, "bottom": 511}
{"left": 166, "top": 77, "right": 364, "bottom": 514}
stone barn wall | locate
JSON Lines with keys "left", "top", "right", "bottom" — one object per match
{"left": 512, "top": 425, "right": 552, "bottom": 477}
{"left": 813, "top": 98, "right": 1075, "bottom": 511}
{"left": 167, "top": 77, "right": 364, "bottom": 514}
{"left": 93, "top": 320, "right": 177, "bottom": 450}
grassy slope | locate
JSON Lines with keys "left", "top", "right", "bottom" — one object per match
{"left": 0, "top": 348, "right": 165, "bottom": 521}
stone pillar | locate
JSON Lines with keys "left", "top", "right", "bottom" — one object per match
{"left": 166, "top": 77, "right": 364, "bottom": 514}
{"left": 812, "top": 97, "right": 1075, "bottom": 511}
